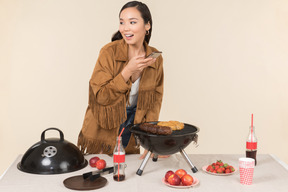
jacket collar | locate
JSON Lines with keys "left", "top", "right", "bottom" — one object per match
{"left": 115, "top": 39, "right": 155, "bottom": 68}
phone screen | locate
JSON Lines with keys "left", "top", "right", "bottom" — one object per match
{"left": 146, "top": 51, "right": 162, "bottom": 59}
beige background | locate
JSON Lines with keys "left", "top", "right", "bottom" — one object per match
{"left": 1, "top": 0, "right": 288, "bottom": 176}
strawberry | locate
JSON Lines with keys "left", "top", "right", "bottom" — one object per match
{"left": 216, "top": 160, "right": 224, "bottom": 166}
{"left": 206, "top": 165, "right": 213, "bottom": 171}
{"left": 224, "top": 163, "right": 229, "bottom": 168}
{"left": 225, "top": 169, "right": 231, "bottom": 174}
{"left": 229, "top": 166, "right": 235, "bottom": 172}
{"left": 209, "top": 167, "right": 215, "bottom": 172}
{"left": 216, "top": 168, "right": 224, "bottom": 173}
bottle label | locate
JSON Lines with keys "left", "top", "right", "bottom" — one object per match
{"left": 113, "top": 154, "right": 125, "bottom": 163}
{"left": 246, "top": 142, "right": 257, "bottom": 150}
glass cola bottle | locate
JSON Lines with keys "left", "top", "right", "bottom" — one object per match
{"left": 246, "top": 126, "right": 258, "bottom": 165}
{"left": 113, "top": 136, "right": 126, "bottom": 181}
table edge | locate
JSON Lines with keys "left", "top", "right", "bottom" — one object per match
{"left": 269, "top": 154, "right": 288, "bottom": 171}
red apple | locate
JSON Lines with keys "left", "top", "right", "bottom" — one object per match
{"left": 181, "top": 174, "right": 194, "bottom": 186}
{"left": 167, "top": 174, "right": 181, "bottom": 186}
{"left": 96, "top": 159, "right": 106, "bottom": 170}
{"left": 165, "top": 170, "right": 174, "bottom": 181}
{"left": 175, "top": 169, "right": 187, "bottom": 179}
{"left": 89, "top": 156, "right": 100, "bottom": 167}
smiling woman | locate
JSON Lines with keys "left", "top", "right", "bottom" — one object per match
{"left": 112, "top": 1, "right": 152, "bottom": 44}
{"left": 118, "top": 7, "right": 149, "bottom": 47}
{"left": 77, "top": 1, "right": 164, "bottom": 156}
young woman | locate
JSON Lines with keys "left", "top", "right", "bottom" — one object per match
{"left": 78, "top": 1, "right": 164, "bottom": 156}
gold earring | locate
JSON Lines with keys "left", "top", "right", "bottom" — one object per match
{"left": 146, "top": 30, "right": 150, "bottom": 35}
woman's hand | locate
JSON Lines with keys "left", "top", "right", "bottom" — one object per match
{"left": 139, "top": 149, "right": 170, "bottom": 159}
{"left": 121, "top": 55, "right": 156, "bottom": 82}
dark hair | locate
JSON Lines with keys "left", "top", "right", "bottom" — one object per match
{"left": 111, "top": 1, "right": 152, "bottom": 44}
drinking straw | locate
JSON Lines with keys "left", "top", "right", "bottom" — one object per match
{"left": 119, "top": 127, "right": 125, "bottom": 139}
{"left": 251, "top": 114, "right": 253, "bottom": 128}
{"left": 117, "top": 127, "right": 125, "bottom": 181}
{"left": 251, "top": 114, "right": 253, "bottom": 142}
{"left": 118, "top": 127, "right": 125, "bottom": 151}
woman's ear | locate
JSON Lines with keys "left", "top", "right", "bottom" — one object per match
{"left": 145, "top": 21, "right": 151, "bottom": 31}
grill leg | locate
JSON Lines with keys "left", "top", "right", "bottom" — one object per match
{"left": 180, "top": 148, "right": 198, "bottom": 173}
{"left": 152, "top": 154, "right": 158, "bottom": 162}
{"left": 136, "top": 151, "right": 152, "bottom": 176}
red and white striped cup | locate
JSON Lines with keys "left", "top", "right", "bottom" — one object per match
{"left": 239, "top": 157, "right": 255, "bottom": 185}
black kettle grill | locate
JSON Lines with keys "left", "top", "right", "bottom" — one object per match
{"left": 129, "top": 122, "right": 199, "bottom": 176}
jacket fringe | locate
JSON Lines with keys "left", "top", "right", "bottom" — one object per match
{"left": 90, "top": 86, "right": 127, "bottom": 129}
{"left": 77, "top": 132, "right": 113, "bottom": 154}
{"left": 137, "top": 90, "right": 156, "bottom": 110}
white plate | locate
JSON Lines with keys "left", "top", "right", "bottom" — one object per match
{"left": 162, "top": 177, "right": 199, "bottom": 189}
{"left": 202, "top": 165, "right": 237, "bottom": 176}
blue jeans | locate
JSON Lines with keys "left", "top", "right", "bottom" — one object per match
{"left": 119, "top": 106, "right": 136, "bottom": 148}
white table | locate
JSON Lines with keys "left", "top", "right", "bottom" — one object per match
{"left": 1, "top": 154, "right": 288, "bottom": 192}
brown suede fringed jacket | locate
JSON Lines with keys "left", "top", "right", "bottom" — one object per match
{"left": 77, "top": 39, "right": 164, "bottom": 155}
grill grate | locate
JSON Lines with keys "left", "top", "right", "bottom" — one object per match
{"left": 129, "top": 121, "right": 199, "bottom": 137}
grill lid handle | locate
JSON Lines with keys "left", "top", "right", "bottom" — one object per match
{"left": 41, "top": 127, "right": 64, "bottom": 142}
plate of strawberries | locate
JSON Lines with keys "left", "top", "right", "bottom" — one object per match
{"left": 202, "top": 160, "right": 236, "bottom": 176}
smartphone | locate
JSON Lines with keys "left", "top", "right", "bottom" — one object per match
{"left": 146, "top": 51, "right": 162, "bottom": 59}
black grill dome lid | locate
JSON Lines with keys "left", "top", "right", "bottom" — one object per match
{"left": 18, "top": 128, "right": 87, "bottom": 174}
